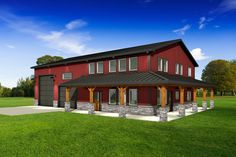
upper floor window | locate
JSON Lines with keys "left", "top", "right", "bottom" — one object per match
{"left": 188, "top": 67, "right": 192, "bottom": 77}
{"left": 175, "top": 63, "right": 183, "bottom": 75}
{"left": 97, "top": 61, "right": 104, "bottom": 74}
{"left": 129, "top": 57, "right": 137, "bottom": 71}
{"left": 119, "top": 59, "right": 126, "bottom": 72}
{"left": 129, "top": 89, "right": 137, "bottom": 106}
{"left": 158, "top": 57, "right": 168, "bottom": 72}
{"left": 109, "top": 60, "right": 116, "bottom": 73}
{"left": 89, "top": 63, "right": 95, "bottom": 74}
{"left": 62, "top": 72, "right": 72, "bottom": 80}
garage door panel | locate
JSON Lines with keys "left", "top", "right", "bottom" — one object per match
{"left": 39, "top": 76, "right": 54, "bottom": 106}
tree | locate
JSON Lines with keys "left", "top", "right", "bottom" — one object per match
{"left": 11, "top": 87, "right": 25, "bottom": 97}
{"left": 17, "top": 77, "right": 34, "bottom": 97}
{"left": 230, "top": 60, "right": 236, "bottom": 95}
{"left": 36, "top": 55, "right": 63, "bottom": 65}
{"left": 202, "top": 60, "right": 235, "bottom": 96}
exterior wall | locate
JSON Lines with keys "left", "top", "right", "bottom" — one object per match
{"left": 34, "top": 43, "right": 196, "bottom": 109}
{"left": 150, "top": 45, "right": 195, "bottom": 78}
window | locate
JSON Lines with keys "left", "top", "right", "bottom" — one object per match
{"left": 129, "top": 57, "right": 137, "bottom": 71}
{"left": 187, "top": 91, "right": 192, "bottom": 102}
{"left": 180, "top": 64, "right": 183, "bottom": 75}
{"left": 109, "top": 89, "right": 117, "bottom": 105}
{"left": 89, "top": 63, "right": 95, "bottom": 74}
{"left": 62, "top": 73, "right": 72, "bottom": 80}
{"left": 175, "top": 91, "right": 180, "bottom": 100}
{"left": 109, "top": 60, "right": 116, "bottom": 72}
{"left": 175, "top": 64, "right": 179, "bottom": 74}
{"left": 97, "top": 61, "right": 103, "bottom": 74}
{"left": 119, "top": 59, "right": 126, "bottom": 72}
{"left": 188, "top": 67, "right": 192, "bottom": 77}
{"left": 175, "top": 63, "right": 183, "bottom": 75}
{"left": 129, "top": 89, "right": 137, "bottom": 106}
{"left": 158, "top": 57, "right": 168, "bottom": 72}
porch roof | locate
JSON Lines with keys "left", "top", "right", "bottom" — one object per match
{"left": 60, "top": 72, "right": 214, "bottom": 88}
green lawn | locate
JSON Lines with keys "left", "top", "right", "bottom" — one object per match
{"left": 0, "top": 96, "right": 235, "bottom": 157}
{"left": 0, "top": 97, "right": 33, "bottom": 107}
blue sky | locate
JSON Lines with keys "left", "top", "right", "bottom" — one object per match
{"left": 0, "top": 0, "right": 236, "bottom": 87}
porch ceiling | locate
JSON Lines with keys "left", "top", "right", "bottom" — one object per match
{"left": 60, "top": 72, "right": 214, "bottom": 88}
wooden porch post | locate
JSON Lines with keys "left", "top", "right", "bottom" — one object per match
{"left": 179, "top": 86, "right": 184, "bottom": 105}
{"left": 203, "top": 88, "right": 207, "bottom": 101}
{"left": 118, "top": 87, "right": 127, "bottom": 106}
{"left": 159, "top": 86, "right": 168, "bottom": 122}
{"left": 88, "top": 87, "right": 95, "bottom": 103}
{"left": 66, "top": 87, "right": 70, "bottom": 102}
{"left": 88, "top": 87, "right": 95, "bottom": 114}
{"left": 179, "top": 86, "right": 185, "bottom": 117}
{"left": 65, "top": 87, "right": 71, "bottom": 112}
{"left": 193, "top": 88, "right": 197, "bottom": 103}
{"left": 160, "top": 86, "right": 167, "bottom": 108}
{"left": 210, "top": 88, "right": 215, "bottom": 109}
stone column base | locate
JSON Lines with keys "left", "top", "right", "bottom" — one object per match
{"left": 210, "top": 100, "right": 214, "bottom": 109}
{"left": 192, "top": 102, "right": 198, "bottom": 112}
{"left": 65, "top": 102, "right": 70, "bottom": 112}
{"left": 119, "top": 105, "right": 126, "bottom": 118}
{"left": 53, "top": 100, "right": 58, "bottom": 107}
{"left": 178, "top": 104, "right": 185, "bottom": 117}
{"left": 202, "top": 101, "right": 207, "bottom": 110}
{"left": 88, "top": 103, "right": 95, "bottom": 114}
{"left": 159, "top": 107, "right": 168, "bottom": 122}
{"left": 34, "top": 99, "right": 38, "bottom": 106}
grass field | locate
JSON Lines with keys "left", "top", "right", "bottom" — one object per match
{"left": 0, "top": 96, "right": 235, "bottom": 157}
{"left": 0, "top": 97, "right": 33, "bottom": 107}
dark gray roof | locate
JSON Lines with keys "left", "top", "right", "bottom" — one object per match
{"left": 31, "top": 39, "right": 198, "bottom": 69}
{"left": 60, "top": 72, "right": 214, "bottom": 88}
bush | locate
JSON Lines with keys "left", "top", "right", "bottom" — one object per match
{"left": 1, "top": 87, "right": 12, "bottom": 97}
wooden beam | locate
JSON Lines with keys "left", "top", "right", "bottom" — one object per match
{"left": 160, "top": 86, "right": 167, "bottom": 108}
{"left": 179, "top": 86, "right": 184, "bottom": 104}
{"left": 193, "top": 88, "right": 197, "bottom": 102}
{"left": 210, "top": 88, "right": 214, "bottom": 100}
{"left": 203, "top": 88, "right": 207, "bottom": 101}
{"left": 118, "top": 87, "right": 126, "bottom": 105}
{"left": 88, "top": 87, "right": 95, "bottom": 103}
{"left": 66, "top": 87, "right": 70, "bottom": 102}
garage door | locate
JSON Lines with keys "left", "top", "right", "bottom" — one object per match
{"left": 39, "top": 75, "right": 54, "bottom": 106}
{"left": 59, "top": 87, "right": 77, "bottom": 109}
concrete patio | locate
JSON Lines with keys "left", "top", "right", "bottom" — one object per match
{"left": 72, "top": 107, "right": 210, "bottom": 122}
{"left": 0, "top": 106, "right": 64, "bottom": 116}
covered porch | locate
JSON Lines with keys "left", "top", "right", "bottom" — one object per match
{"left": 60, "top": 72, "right": 215, "bottom": 122}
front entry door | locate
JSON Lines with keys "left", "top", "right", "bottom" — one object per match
{"left": 168, "top": 90, "right": 174, "bottom": 112}
{"left": 94, "top": 91, "right": 102, "bottom": 111}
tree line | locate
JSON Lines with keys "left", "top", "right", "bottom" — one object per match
{"left": 202, "top": 59, "right": 236, "bottom": 96}
{"left": 0, "top": 77, "right": 34, "bottom": 97}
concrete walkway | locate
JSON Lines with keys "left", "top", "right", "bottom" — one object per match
{"left": 0, "top": 106, "right": 64, "bottom": 116}
{"left": 72, "top": 107, "right": 209, "bottom": 122}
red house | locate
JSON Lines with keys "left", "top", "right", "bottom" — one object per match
{"left": 31, "top": 39, "right": 214, "bottom": 121}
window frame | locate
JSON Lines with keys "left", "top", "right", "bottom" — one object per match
{"left": 175, "top": 64, "right": 179, "bottom": 74}
{"left": 118, "top": 58, "right": 127, "bottom": 72}
{"left": 187, "top": 91, "right": 192, "bottom": 102}
{"left": 109, "top": 89, "right": 117, "bottom": 105}
{"left": 62, "top": 72, "right": 72, "bottom": 80}
{"left": 180, "top": 64, "right": 183, "bottom": 75}
{"left": 129, "top": 88, "right": 138, "bottom": 106}
{"left": 129, "top": 57, "right": 138, "bottom": 71}
{"left": 109, "top": 60, "right": 116, "bottom": 73}
{"left": 158, "top": 57, "right": 168, "bottom": 72}
{"left": 175, "top": 91, "right": 180, "bottom": 100}
{"left": 158, "top": 57, "right": 163, "bottom": 71}
{"left": 89, "top": 63, "right": 95, "bottom": 74}
{"left": 97, "top": 61, "right": 104, "bottom": 74}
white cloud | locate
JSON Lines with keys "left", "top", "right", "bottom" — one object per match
{"left": 65, "top": 19, "right": 87, "bottom": 30}
{"left": 191, "top": 48, "right": 210, "bottom": 61}
{"left": 173, "top": 24, "right": 191, "bottom": 35}
{"left": 0, "top": 10, "right": 93, "bottom": 55}
{"left": 6, "top": 44, "right": 15, "bottom": 49}
{"left": 218, "top": 0, "right": 236, "bottom": 13}
{"left": 198, "top": 16, "right": 213, "bottom": 30}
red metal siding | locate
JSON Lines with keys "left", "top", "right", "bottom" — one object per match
{"left": 151, "top": 45, "right": 195, "bottom": 78}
